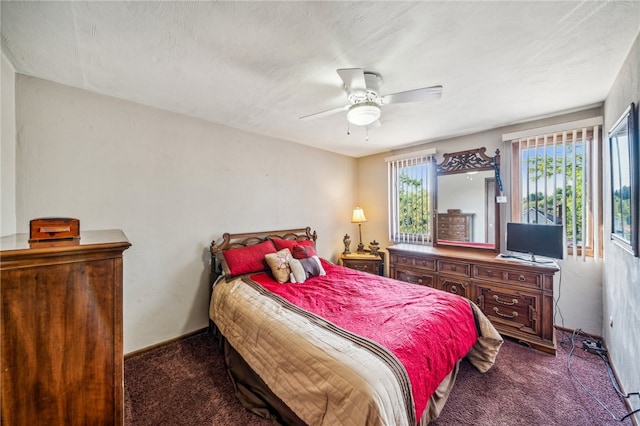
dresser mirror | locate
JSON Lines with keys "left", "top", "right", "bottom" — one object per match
{"left": 434, "top": 147, "right": 501, "bottom": 252}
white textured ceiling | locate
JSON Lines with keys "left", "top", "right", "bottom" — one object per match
{"left": 2, "top": 1, "right": 639, "bottom": 157}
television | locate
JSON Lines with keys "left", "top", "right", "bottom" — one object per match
{"left": 506, "top": 222, "right": 564, "bottom": 262}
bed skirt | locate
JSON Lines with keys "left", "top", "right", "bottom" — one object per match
{"left": 218, "top": 333, "right": 460, "bottom": 426}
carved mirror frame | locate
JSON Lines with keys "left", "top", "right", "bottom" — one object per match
{"left": 434, "top": 147, "right": 501, "bottom": 252}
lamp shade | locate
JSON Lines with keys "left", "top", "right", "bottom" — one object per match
{"left": 347, "top": 102, "right": 381, "bottom": 126}
{"left": 351, "top": 207, "right": 367, "bottom": 223}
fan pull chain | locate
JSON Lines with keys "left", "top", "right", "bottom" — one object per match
{"left": 346, "top": 120, "right": 351, "bottom": 136}
{"left": 365, "top": 127, "right": 369, "bottom": 142}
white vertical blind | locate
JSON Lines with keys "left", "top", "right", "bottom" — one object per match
{"left": 509, "top": 121, "right": 602, "bottom": 261}
{"left": 386, "top": 149, "right": 436, "bottom": 244}
{"left": 592, "top": 126, "right": 600, "bottom": 261}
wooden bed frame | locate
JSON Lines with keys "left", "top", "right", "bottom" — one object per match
{"left": 207, "top": 226, "right": 501, "bottom": 425}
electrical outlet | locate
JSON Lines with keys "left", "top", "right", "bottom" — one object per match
{"left": 496, "top": 196, "right": 507, "bottom": 203}
{"left": 583, "top": 340, "right": 607, "bottom": 355}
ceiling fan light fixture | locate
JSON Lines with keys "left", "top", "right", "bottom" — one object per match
{"left": 347, "top": 102, "right": 381, "bottom": 126}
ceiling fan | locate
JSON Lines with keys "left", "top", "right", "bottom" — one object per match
{"left": 300, "top": 68, "right": 443, "bottom": 127}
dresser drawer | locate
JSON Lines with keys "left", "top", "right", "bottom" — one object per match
{"left": 389, "top": 253, "right": 436, "bottom": 271}
{"left": 504, "top": 270, "right": 542, "bottom": 289}
{"left": 394, "top": 268, "right": 436, "bottom": 288}
{"left": 476, "top": 283, "right": 540, "bottom": 337}
{"left": 438, "top": 215, "right": 470, "bottom": 224}
{"left": 438, "top": 275, "right": 471, "bottom": 298}
{"left": 437, "top": 259, "right": 471, "bottom": 277}
{"left": 438, "top": 223, "right": 468, "bottom": 231}
{"left": 342, "top": 259, "right": 381, "bottom": 275}
{"left": 438, "top": 231, "right": 469, "bottom": 241}
{"left": 473, "top": 266, "right": 543, "bottom": 290}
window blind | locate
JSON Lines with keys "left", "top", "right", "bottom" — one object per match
{"left": 507, "top": 120, "right": 602, "bottom": 261}
{"left": 386, "top": 149, "right": 436, "bottom": 244}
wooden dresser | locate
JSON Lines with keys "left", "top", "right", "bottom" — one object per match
{"left": 1, "top": 230, "right": 131, "bottom": 425}
{"left": 388, "top": 244, "right": 558, "bottom": 354}
{"left": 437, "top": 212, "right": 474, "bottom": 242}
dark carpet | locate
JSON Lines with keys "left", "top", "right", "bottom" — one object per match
{"left": 125, "top": 330, "right": 633, "bottom": 425}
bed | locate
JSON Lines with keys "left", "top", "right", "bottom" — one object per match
{"left": 209, "top": 227, "right": 503, "bottom": 425}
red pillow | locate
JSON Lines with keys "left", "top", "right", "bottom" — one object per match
{"left": 270, "top": 238, "right": 315, "bottom": 252}
{"left": 292, "top": 243, "right": 317, "bottom": 259}
{"left": 222, "top": 240, "right": 276, "bottom": 277}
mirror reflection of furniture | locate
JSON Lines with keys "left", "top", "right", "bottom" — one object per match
{"left": 351, "top": 207, "right": 367, "bottom": 253}
{"left": 437, "top": 210, "right": 474, "bottom": 242}
{"left": 435, "top": 147, "right": 500, "bottom": 252}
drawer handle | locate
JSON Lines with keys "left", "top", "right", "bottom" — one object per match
{"left": 486, "top": 270, "right": 493, "bottom": 277}
{"left": 450, "top": 285, "right": 458, "bottom": 294}
{"left": 518, "top": 275, "right": 526, "bottom": 282}
{"left": 493, "top": 307, "right": 518, "bottom": 319}
{"left": 401, "top": 257, "right": 407, "bottom": 263}
{"left": 420, "top": 260, "right": 427, "bottom": 266}
{"left": 451, "top": 266, "right": 457, "bottom": 272}
{"left": 493, "top": 295, "right": 518, "bottom": 306}
{"left": 418, "top": 279, "right": 423, "bottom": 284}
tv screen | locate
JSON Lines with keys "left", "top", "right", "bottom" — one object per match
{"left": 506, "top": 222, "right": 564, "bottom": 261}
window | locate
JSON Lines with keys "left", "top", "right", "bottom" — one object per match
{"left": 506, "top": 118, "right": 603, "bottom": 260}
{"left": 386, "top": 149, "right": 436, "bottom": 244}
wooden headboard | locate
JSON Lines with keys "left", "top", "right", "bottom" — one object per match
{"left": 209, "top": 227, "right": 318, "bottom": 283}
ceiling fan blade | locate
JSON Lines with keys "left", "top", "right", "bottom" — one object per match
{"left": 299, "top": 105, "right": 348, "bottom": 121}
{"left": 337, "top": 68, "right": 367, "bottom": 95}
{"left": 381, "top": 85, "right": 443, "bottom": 104}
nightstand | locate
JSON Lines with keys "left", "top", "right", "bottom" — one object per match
{"left": 340, "top": 253, "right": 383, "bottom": 276}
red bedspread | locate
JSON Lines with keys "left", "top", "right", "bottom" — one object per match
{"left": 250, "top": 259, "right": 478, "bottom": 421}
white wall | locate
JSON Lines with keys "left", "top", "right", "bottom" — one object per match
{"left": 14, "top": 75, "right": 357, "bottom": 353}
{"left": 1, "top": 52, "right": 16, "bottom": 236}
{"left": 357, "top": 107, "right": 605, "bottom": 335}
{"left": 603, "top": 32, "right": 640, "bottom": 423}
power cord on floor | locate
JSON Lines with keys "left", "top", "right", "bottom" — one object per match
{"left": 566, "top": 329, "right": 640, "bottom": 422}
{"left": 597, "top": 351, "right": 640, "bottom": 406}
{"left": 553, "top": 263, "right": 565, "bottom": 329}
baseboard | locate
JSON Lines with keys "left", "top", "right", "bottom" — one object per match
{"left": 124, "top": 327, "right": 209, "bottom": 360}
{"left": 554, "top": 325, "right": 604, "bottom": 343}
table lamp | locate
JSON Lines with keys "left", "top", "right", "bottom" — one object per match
{"left": 351, "top": 207, "right": 367, "bottom": 253}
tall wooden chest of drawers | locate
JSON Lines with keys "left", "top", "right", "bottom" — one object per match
{"left": 388, "top": 244, "right": 558, "bottom": 354}
{"left": 1, "top": 230, "right": 130, "bottom": 425}
{"left": 437, "top": 213, "right": 474, "bottom": 242}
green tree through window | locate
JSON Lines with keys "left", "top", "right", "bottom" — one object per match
{"left": 388, "top": 152, "right": 435, "bottom": 244}
{"left": 511, "top": 122, "right": 602, "bottom": 259}
{"left": 522, "top": 144, "right": 584, "bottom": 245}
{"left": 398, "top": 171, "right": 431, "bottom": 236}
